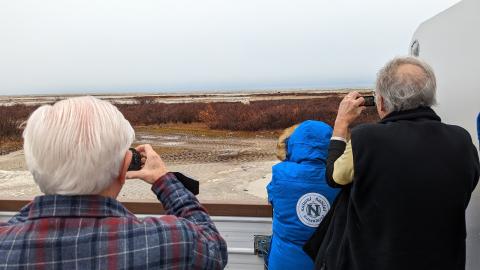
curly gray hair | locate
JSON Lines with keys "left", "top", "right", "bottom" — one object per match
{"left": 376, "top": 57, "right": 437, "bottom": 113}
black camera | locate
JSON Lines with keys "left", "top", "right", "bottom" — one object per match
{"left": 127, "top": 148, "right": 199, "bottom": 195}
{"left": 363, "top": 95, "right": 376, "bottom": 107}
{"left": 128, "top": 148, "right": 143, "bottom": 171}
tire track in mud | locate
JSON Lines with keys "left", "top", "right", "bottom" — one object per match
{"left": 161, "top": 150, "right": 275, "bottom": 164}
{"left": 135, "top": 132, "right": 277, "bottom": 164}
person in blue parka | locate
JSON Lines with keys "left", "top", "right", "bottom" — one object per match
{"left": 266, "top": 120, "right": 339, "bottom": 270}
{"left": 477, "top": 112, "right": 479, "bottom": 145}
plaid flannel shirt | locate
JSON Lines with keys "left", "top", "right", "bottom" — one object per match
{"left": 0, "top": 173, "right": 228, "bottom": 269}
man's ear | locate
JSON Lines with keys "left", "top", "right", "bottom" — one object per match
{"left": 117, "top": 150, "right": 132, "bottom": 185}
{"left": 376, "top": 95, "right": 388, "bottom": 118}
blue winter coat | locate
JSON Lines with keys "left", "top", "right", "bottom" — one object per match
{"left": 267, "top": 120, "right": 340, "bottom": 270}
{"left": 477, "top": 112, "right": 479, "bottom": 144}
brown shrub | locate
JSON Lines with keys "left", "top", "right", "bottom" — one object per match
{"left": 116, "top": 102, "right": 207, "bottom": 125}
{"left": 197, "top": 97, "right": 377, "bottom": 131}
{"left": 0, "top": 97, "right": 379, "bottom": 140}
{"left": 0, "top": 104, "right": 37, "bottom": 140}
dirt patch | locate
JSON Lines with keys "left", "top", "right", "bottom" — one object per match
{"left": 0, "top": 139, "right": 23, "bottom": 155}
{"left": 134, "top": 123, "right": 280, "bottom": 139}
{"left": 0, "top": 150, "right": 27, "bottom": 170}
{"left": 0, "top": 124, "right": 279, "bottom": 202}
{"left": 134, "top": 123, "right": 278, "bottom": 164}
{"left": 0, "top": 161, "right": 275, "bottom": 202}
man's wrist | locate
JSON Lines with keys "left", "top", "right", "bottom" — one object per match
{"left": 331, "top": 136, "right": 347, "bottom": 143}
{"left": 151, "top": 172, "right": 200, "bottom": 216}
{"left": 146, "top": 170, "right": 169, "bottom": 184}
{"left": 333, "top": 120, "right": 349, "bottom": 138}
{"left": 151, "top": 172, "right": 178, "bottom": 196}
{"left": 151, "top": 172, "right": 171, "bottom": 187}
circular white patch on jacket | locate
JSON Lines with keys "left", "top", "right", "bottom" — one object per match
{"left": 296, "top": 193, "right": 330, "bottom": 227}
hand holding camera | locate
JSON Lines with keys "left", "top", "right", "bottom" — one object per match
{"left": 126, "top": 144, "right": 169, "bottom": 184}
{"left": 333, "top": 91, "right": 369, "bottom": 138}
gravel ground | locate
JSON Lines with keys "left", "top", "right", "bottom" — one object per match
{"left": 0, "top": 131, "right": 278, "bottom": 202}
{"left": 0, "top": 160, "right": 275, "bottom": 202}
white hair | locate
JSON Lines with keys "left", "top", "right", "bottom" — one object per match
{"left": 23, "top": 96, "right": 135, "bottom": 195}
{"left": 376, "top": 57, "right": 437, "bottom": 113}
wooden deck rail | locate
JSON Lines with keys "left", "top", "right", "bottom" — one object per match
{"left": 0, "top": 199, "right": 273, "bottom": 217}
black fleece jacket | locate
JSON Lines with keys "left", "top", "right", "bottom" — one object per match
{"left": 305, "top": 107, "right": 480, "bottom": 270}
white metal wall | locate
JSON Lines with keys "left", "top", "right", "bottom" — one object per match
{"left": 412, "top": 1, "right": 480, "bottom": 269}
{"left": 412, "top": 0, "right": 479, "bottom": 147}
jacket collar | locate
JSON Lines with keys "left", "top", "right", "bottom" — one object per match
{"left": 379, "top": 106, "right": 441, "bottom": 124}
{"left": 26, "top": 194, "right": 134, "bottom": 219}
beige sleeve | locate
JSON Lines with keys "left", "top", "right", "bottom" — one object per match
{"left": 332, "top": 140, "right": 354, "bottom": 185}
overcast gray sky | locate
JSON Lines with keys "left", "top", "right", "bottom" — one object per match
{"left": 0, "top": 0, "right": 460, "bottom": 95}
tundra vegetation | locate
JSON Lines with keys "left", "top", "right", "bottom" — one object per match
{"left": 0, "top": 93, "right": 378, "bottom": 155}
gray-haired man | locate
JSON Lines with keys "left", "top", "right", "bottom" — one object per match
{"left": 0, "top": 96, "right": 227, "bottom": 269}
{"left": 306, "top": 57, "right": 479, "bottom": 270}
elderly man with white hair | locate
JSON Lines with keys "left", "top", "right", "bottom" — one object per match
{"left": 304, "top": 57, "right": 479, "bottom": 270}
{"left": 0, "top": 96, "right": 228, "bottom": 269}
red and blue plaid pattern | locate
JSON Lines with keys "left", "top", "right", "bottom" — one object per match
{"left": 0, "top": 173, "right": 228, "bottom": 269}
